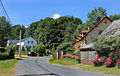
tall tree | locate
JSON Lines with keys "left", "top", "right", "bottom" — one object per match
{"left": 32, "top": 16, "right": 82, "bottom": 48}
{"left": 110, "top": 14, "right": 120, "bottom": 21}
{"left": 0, "top": 16, "right": 11, "bottom": 47}
{"left": 25, "top": 21, "right": 39, "bottom": 37}
{"left": 86, "top": 7, "right": 107, "bottom": 28}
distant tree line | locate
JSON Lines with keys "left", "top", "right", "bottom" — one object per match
{"left": 1, "top": 7, "right": 120, "bottom": 51}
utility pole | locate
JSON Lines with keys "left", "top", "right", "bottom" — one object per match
{"left": 19, "top": 30, "right": 21, "bottom": 57}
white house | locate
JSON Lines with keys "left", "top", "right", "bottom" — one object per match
{"left": 7, "top": 37, "right": 37, "bottom": 50}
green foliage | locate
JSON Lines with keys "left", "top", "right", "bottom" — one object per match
{"left": 14, "top": 45, "right": 18, "bottom": 51}
{"left": 27, "top": 16, "right": 82, "bottom": 49}
{"left": 26, "top": 47, "right": 30, "bottom": 52}
{"left": 0, "top": 53, "right": 10, "bottom": 60}
{"left": 109, "top": 52, "right": 119, "bottom": 62}
{"left": 110, "top": 14, "right": 120, "bottom": 21}
{"left": 0, "top": 45, "right": 15, "bottom": 60}
{"left": 21, "top": 46, "right": 25, "bottom": 51}
{"left": 51, "top": 45, "right": 55, "bottom": 55}
{"left": 32, "top": 43, "right": 46, "bottom": 54}
{"left": 73, "top": 24, "right": 88, "bottom": 41}
{"left": 86, "top": 7, "right": 107, "bottom": 28}
{"left": 5, "top": 45, "right": 15, "bottom": 59}
{"left": 92, "top": 35, "right": 120, "bottom": 56}
{"left": 49, "top": 58, "right": 79, "bottom": 65}
{"left": 11, "top": 25, "right": 26, "bottom": 40}
{"left": 0, "top": 16, "right": 11, "bottom": 47}
{"left": 57, "top": 42, "right": 75, "bottom": 52}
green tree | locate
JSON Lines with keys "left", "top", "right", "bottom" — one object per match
{"left": 110, "top": 14, "right": 120, "bottom": 21}
{"left": 0, "top": 16, "right": 11, "bottom": 47}
{"left": 92, "top": 35, "right": 120, "bottom": 56}
{"left": 73, "top": 24, "right": 88, "bottom": 41}
{"left": 86, "top": 7, "right": 107, "bottom": 28}
{"left": 33, "top": 16, "right": 82, "bottom": 49}
{"left": 22, "top": 46, "right": 25, "bottom": 51}
{"left": 57, "top": 42, "right": 75, "bottom": 52}
{"left": 32, "top": 43, "right": 46, "bottom": 54}
{"left": 25, "top": 21, "right": 39, "bottom": 37}
{"left": 5, "top": 44, "right": 15, "bottom": 59}
{"left": 26, "top": 47, "right": 30, "bottom": 52}
{"left": 11, "top": 25, "right": 26, "bottom": 40}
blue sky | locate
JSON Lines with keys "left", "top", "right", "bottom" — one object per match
{"left": 1, "top": 0, "right": 120, "bottom": 27}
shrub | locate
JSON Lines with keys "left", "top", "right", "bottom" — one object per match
{"left": 5, "top": 45, "right": 15, "bottom": 59}
{"left": 32, "top": 43, "right": 50, "bottom": 56}
{"left": 0, "top": 53, "right": 10, "bottom": 60}
{"left": 105, "top": 57, "right": 116, "bottom": 67}
{"left": 92, "top": 58, "right": 104, "bottom": 67}
{"left": 92, "top": 35, "right": 120, "bottom": 57}
{"left": 116, "top": 60, "right": 120, "bottom": 68}
{"left": 22, "top": 46, "right": 25, "bottom": 51}
{"left": 62, "top": 55, "right": 79, "bottom": 60}
{"left": 26, "top": 47, "right": 30, "bottom": 52}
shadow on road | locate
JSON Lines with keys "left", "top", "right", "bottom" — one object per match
{"left": 20, "top": 73, "right": 60, "bottom": 76}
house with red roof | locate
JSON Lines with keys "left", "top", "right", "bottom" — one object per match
{"left": 73, "top": 16, "right": 113, "bottom": 53}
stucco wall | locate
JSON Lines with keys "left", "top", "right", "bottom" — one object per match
{"left": 86, "top": 18, "right": 112, "bottom": 44}
{"left": 74, "top": 40, "right": 86, "bottom": 53}
{"left": 74, "top": 42, "right": 80, "bottom": 53}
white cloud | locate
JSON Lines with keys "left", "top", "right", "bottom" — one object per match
{"left": 52, "top": 14, "right": 61, "bottom": 19}
{"left": 25, "top": 25, "right": 29, "bottom": 28}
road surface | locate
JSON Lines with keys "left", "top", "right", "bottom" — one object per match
{"left": 15, "top": 56, "right": 114, "bottom": 76}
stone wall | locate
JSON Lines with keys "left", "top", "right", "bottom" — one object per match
{"left": 80, "top": 51, "right": 96, "bottom": 64}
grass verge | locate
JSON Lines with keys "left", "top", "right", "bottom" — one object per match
{"left": 0, "top": 59, "right": 19, "bottom": 76}
{"left": 72, "top": 64, "right": 120, "bottom": 75}
{"left": 49, "top": 58, "right": 120, "bottom": 75}
{"left": 49, "top": 58, "right": 79, "bottom": 65}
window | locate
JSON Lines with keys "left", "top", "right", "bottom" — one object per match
{"left": 30, "top": 46, "right": 31, "bottom": 48}
{"left": 28, "top": 41, "right": 30, "bottom": 43}
{"left": 33, "top": 46, "right": 34, "bottom": 48}
{"left": 26, "top": 46, "right": 28, "bottom": 48}
{"left": 104, "top": 21, "right": 107, "bottom": 24}
{"left": 98, "top": 30, "right": 103, "bottom": 35}
{"left": 31, "top": 41, "right": 33, "bottom": 43}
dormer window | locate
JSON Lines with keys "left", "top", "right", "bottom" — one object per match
{"left": 31, "top": 41, "right": 33, "bottom": 43}
{"left": 28, "top": 41, "right": 30, "bottom": 43}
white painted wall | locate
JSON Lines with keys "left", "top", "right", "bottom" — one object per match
{"left": 24, "top": 37, "right": 37, "bottom": 50}
{"left": 17, "top": 37, "right": 37, "bottom": 50}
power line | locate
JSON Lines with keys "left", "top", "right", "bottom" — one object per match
{"left": 0, "top": 0, "right": 12, "bottom": 25}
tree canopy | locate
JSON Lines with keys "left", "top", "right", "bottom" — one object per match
{"left": 26, "top": 16, "right": 83, "bottom": 49}
{"left": 86, "top": 7, "right": 107, "bottom": 28}
{"left": 0, "top": 16, "right": 11, "bottom": 47}
{"left": 110, "top": 14, "right": 120, "bottom": 21}
{"left": 92, "top": 35, "right": 120, "bottom": 56}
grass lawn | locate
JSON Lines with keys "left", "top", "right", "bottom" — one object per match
{"left": 49, "top": 58, "right": 120, "bottom": 75}
{"left": 0, "top": 59, "right": 19, "bottom": 76}
{"left": 49, "top": 58, "right": 79, "bottom": 65}
{"left": 15, "top": 52, "right": 30, "bottom": 58}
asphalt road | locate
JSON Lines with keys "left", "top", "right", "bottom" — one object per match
{"left": 15, "top": 56, "right": 114, "bottom": 76}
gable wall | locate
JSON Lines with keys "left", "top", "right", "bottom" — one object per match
{"left": 24, "top": 37, "right": 37, "bottom": 50}
{"left": 86, "top": 18, "right": 112, "bottom": 44}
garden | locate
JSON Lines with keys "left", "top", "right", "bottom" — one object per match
{"left": 50, "top": 35, "right": 120, "bottom": 75}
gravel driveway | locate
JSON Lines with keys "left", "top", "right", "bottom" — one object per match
{"left": 15, "top": 56, "right": 114, "bottom": 76}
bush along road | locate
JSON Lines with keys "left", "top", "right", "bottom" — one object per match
{"left": 15, "top": 56, "right": 114, "bottom": 76}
